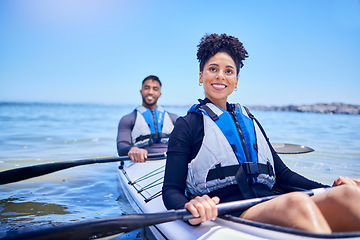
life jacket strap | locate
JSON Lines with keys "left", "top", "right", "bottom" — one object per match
{"left": 235, "top": 164, "right": 255, "bottom": 199}
{"left": 243, "top": 106, "right": 270, "bottom": 142}
{"left": 135, "top": 134, "right": 152, "bottom": 142}
{"left": 242, "top": 162, "right": 274, "bottom": 177}
{"left": 199, "top": 104, "right": 219, "bottom": 121}
{"left": 206, "top": 165, "right": 238, "bottom": 181}
{"left": 135, "top": 133, "right": 171, "bottom": 143}
{"left": 206, "top": 162, "right": 274, "bottom": 181}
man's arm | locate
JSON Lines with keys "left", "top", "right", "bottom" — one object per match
{"left": 116, "top": 111, "right": 136, "bottom": 156}
{"left": 117, "top": 111, "right": 149, "bottom": 162}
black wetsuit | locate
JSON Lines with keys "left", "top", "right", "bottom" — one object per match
{"left": 162, "top": 98, "right": 329, "bottom": 211}
{"left": 116, "top": 109, "right": 178, "bottom": 156}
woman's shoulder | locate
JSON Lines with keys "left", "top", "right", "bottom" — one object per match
{"left": 169, "top": 111, "right": 204, "bottom": 151}
{"left": 179, "top": 111, "right": 203, "bottom": 125}
{"left": 172, "top": 112, "right": 204, "bottom": 138}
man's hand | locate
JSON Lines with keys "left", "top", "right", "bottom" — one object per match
{"left": 128, "top": 147, "right": 148, "bottom": 162}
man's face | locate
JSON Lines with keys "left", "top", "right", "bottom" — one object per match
{"left": 140, "top": 79, "right": 161, "bottom": 109}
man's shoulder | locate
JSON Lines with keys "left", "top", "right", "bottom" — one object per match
{"left": 120, "top": 110, "right": 136, "bottom": 123}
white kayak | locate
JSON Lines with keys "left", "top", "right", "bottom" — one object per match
{"left": 117, "top": 157, "right": 360, "bottom": 240}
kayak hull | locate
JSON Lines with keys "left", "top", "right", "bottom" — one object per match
{"left": 117, "top": 159, "right": 263, "bottom": 239}
{"left": 117, "top": 158, "right": 360, "bottom": 240}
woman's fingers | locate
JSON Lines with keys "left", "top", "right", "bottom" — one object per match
{"left": 184, "top": 195, "right": 219, "bottom": 225}
{"left": 333, "top": 176, "right": 358, "bottom": 186}
{"left": 205, "top": 196, "right": 219, "bottom": 221}
{"left": 212, "top": 196, "right": 220, "bottom": 204}
{"left": 211, "top": 196, "right": 220, "bottom": 220}
{"left": 353, "top": 178, "right": 360, "bottom": 187}
{"left": 195, "top": 195, "right": 212, "bottom": 221}
{"left": 185, "top": 199, "right": 202, "bottom": 225}
{"left": 184, "top": 201, "right": 200, "bottom": 217}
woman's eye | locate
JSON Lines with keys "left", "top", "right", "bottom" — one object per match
{"left": 209, "top": 67, "right": 217, "bottom": 72}
{"left": 226, "top": 69, "right": 234, "bottom": 74}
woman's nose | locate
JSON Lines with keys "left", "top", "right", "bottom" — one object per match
{"left": 216, "top": 70, "right": 225, "bottom": 79}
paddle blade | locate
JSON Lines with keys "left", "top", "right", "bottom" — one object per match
{"left": 0, "top": 161, "right": 83, "bottom": 185}
{"left": 271, "top": 143, "right": 314, "bottom": 154}
{"left": 0, "top": 153, "right": 166, "bottom": 185}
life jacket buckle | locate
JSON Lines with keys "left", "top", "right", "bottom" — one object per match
{"left": 243, "top": 162, "right": 260, "bottom": 175}
{"left": 215, "top": 163, "right": 226, "bottom": 180}
{"left": 267, "top": 161, "right": 274, "bottom": 176}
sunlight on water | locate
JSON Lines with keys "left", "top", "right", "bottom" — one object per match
{"left": 0, "top": 103, "right": 359, "bottom": 238}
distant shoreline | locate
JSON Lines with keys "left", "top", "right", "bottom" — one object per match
{"left": 1, "top": 101, "right": 360, "bottom": 115}
{"left": 248, "top": 103, "right": 360, "bottom": 115}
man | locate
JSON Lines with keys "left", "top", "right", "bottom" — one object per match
{"left": 117, "top": 75, "right": 178, "bottom": 162}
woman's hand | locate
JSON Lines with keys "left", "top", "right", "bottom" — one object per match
{"left": 184, "top": 195, "right": 220, "bottom": 225}
{"left": 333, "top": 176, "right": 360, "bottom": 187}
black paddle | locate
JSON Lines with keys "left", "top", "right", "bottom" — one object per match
{"left": 271, "top": 143, "right": 314, "bottom": 154}
{"left": 3, "top": 187, "right": 327, "bottom": 240}
{"left": 0, "top": 152, "right": 166, "bottom": 185}
{"left": 0, "top": 143, "right": 313, "bottom": 185}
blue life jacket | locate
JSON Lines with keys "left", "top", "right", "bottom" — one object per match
{"left": 131, "top": 106, "right": 174, "bottom": 147}
{"left": 186, "top": 102, "right": 275, "bottom": 197}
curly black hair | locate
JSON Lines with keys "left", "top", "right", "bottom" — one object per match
{"left": 197, "top": 33, "right": 248, "bottom": 75}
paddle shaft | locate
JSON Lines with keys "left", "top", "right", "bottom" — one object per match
{"left": 0, "top": 142, "right": 313, "bottom": 185}
{"left": 4, "top": 188, "right": 326, "bottom": 240}
{"left": 0, "top": 153, "right": 166, "bottom": 185}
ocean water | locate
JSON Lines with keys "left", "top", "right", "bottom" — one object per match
{"left": 1, "top": 103, "right": 359, "bottom": 239}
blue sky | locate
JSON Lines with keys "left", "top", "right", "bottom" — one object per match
{"left": 0, "top": 0, "right": 359, "bottom": 106}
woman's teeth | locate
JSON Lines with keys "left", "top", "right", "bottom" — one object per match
{"left": 212, "top": 84, "right": 226, "bottom": 89}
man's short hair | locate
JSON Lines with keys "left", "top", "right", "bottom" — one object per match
{"left": 142, "top": 75, "right": 162, "bottom": 87}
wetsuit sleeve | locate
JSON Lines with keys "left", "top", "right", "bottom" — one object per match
{"left": 116, "top": 112, "right": 136, "bottom": 156}
{"left": 271, "top": 147, "right": 330, "bottom": 189}
{"left": 249, "top": 110, "right": 329, "bottom": 190}
{"left": 162, "top": 114, "right": 202, "bottom": 210}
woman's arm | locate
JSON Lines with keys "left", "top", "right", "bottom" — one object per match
{"left": 162, "top": 113, "right": 221, "bottom": 225}
{"left": 162, "top": 113, "right": 205, "bottom": 208}
{"left": 162, "top": 117, "right": 195, "bottom": 210}
{"left": 271, "top": 146, "right": 330, "bottom": 189}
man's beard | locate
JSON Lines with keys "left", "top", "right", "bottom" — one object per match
{"left": 143, "top": 96, "right": 157, "bottom": 106}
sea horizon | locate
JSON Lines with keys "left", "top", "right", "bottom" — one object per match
{"left": 1, "top": 101, "right": 359, "bottom": 115}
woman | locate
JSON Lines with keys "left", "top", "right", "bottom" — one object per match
{"left": 162, "top": 33, "right": 360, "bottom": 233}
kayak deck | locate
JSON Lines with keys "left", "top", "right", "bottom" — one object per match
{"left": 117, "top": 158, "right": 360, "bottom": 240}
{"left": 117, "top": 158, "right": 263, "bottom": 240}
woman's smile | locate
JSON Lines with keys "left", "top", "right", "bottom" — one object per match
{"left": 211, "top": 83, "right": 227, "bottom": 90}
